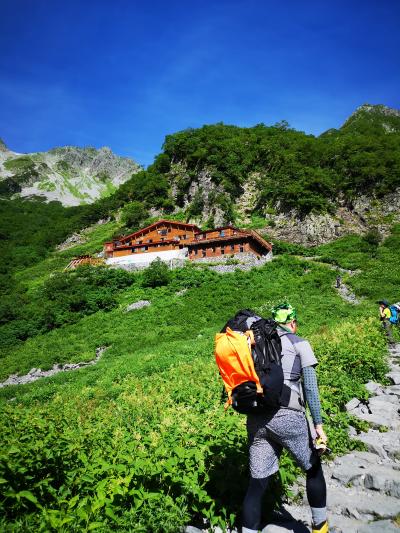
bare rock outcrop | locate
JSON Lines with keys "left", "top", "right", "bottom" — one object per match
{"left": 255, "top": 189, "right": 400, "bottom": 246}
{"left": 169, "top": 162, "right": 227, "bottom": 226}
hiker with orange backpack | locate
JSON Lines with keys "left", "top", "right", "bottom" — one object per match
{"left": 240, "top": 304, "right": 328, "bottom": 533}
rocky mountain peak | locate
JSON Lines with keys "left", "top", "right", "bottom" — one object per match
{"left": 0, "top": 141, "right": 142, "bottom": 206}
{"left": 341, "top": 103, "right": 400, "bottom": 133}
{"left": 356, "top": 103, "right": 400, "bottom": 118}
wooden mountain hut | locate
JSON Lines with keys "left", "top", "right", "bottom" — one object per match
{"left": 104, "top": 220, "right": 272, "bottom": 267}
{"left": 187, "top": 226, "right": 272, "bottom": 260}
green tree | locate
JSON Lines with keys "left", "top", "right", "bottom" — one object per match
{"left": 120, "top": 201, "right": 149, "bottom": 232}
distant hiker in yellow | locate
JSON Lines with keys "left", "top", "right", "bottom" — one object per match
{"left": 242, "top": 304, "right": 328, "bottom": 533}
{"left": 378, "top": 300, "right": 395, "bottom": 346}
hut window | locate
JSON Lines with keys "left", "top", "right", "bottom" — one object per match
{"left": 202, "top": 249, "right": 206, "bottom": 257}
{"left": 140, "top": 246, "right": 148, "bottom": 252}
{"left": 131, "top": 248, "right": 135, "bottom": 253}
{"left": 159, "top": 229, "right": 167, "bottom": 236}
{"left": 239, "top": 245, "right": 244, "bottom": 252}
{"left": 221, "top": 248, "right": 225, "bottom": 254}
{"left": 230, "top": 244, "right": 235, "bottom": 251}
{"left": 220, "top": 230, "right": 225, "bottom": 236}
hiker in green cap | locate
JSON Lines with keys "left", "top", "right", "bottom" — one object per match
{"left": 242, "top": 303, "right": 328, "bottom": 533}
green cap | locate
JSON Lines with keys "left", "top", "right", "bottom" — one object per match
{"left": 272, "top": 303, "right": 297, "bottom": 324}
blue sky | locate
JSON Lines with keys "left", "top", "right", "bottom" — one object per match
{"left": 1, "top": 0, "right": 399, "bottom": 166}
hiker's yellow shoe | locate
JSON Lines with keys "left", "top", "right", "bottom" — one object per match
{"left": 312, "top": 521, "right": 328, "bottom": 533}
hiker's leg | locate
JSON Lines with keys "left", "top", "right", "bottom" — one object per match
{"left": 244, "top": 417, "right": 281, "bottom": 531}
{"left": 269, "top": 410, "right": 315, "bottom": 472}
{"left": 383, "top": 321, "right": 395, "bottom": 344}
{"left": 242, "top": 476, "right": 270, "bottom": 531}
{"left": 268, "top": 410, "right": 328, "bottom": 527}
{"left": 306, "top": 458, "right": 327, "bottom": 527}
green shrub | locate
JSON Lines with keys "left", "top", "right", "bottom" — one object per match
{"left": 272, "top": 240, "right": 313, "bottom": 256}
{"left": 142, "top": 258, "right": 171, "bottom": 288}
{"left": 363, "top": 229, "right": 380, "bottom": 246}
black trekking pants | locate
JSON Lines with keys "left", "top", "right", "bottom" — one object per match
{"left": 242, "top": 458, "right": 326, "bottom": 531}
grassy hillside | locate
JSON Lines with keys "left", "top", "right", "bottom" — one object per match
{"left": 1, "top": 223, "right": 399, "bottom": 531}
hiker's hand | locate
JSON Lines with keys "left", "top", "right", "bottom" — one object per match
{"left": 315, "top": 424, "right": 327, "bottom": 444}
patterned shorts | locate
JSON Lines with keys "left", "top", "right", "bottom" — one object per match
{"left": 246, "top": 408, "right": 316, "bottom": 479}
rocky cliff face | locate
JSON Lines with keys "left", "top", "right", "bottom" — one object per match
{"left": 0, "top": 141, "right": 141, "bottom": 206}
{"left": 257, "top": 190, "right": 400, "bottom": 246}
{"left": 169, "top": 162, "right": 227, "bottom": 226}
{"left": 168, "top": 169, "right": 400, "bottom": 246}
{"left": 167, "top": 160, "right": 400, "bottom": 246}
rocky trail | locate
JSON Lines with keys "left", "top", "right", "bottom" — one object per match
{"left": 296, "top": 256, "right": 362, "bottom": 305}
{"left": 332, "top": 267, "right": 362, "bottom": 305}
{"left": 335, "top": 281, "right": 360, "bottom": 305}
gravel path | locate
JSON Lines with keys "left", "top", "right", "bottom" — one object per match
{"left": 336, "top": 283, "right": 361, "bottom": 305}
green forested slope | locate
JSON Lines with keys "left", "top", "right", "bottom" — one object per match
{"left": 157, "top": 104, "right": 400, "bottom": 218}
{"left": 2, "top": 104, "right": 400, "bottom": 347}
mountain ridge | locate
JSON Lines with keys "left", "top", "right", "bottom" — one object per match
{"left": 0, "top": 142, "right": 141, "bottom": 206}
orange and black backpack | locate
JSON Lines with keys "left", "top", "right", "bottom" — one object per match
{"left": 215, "top": 309, "right": 289, "bottom": 414}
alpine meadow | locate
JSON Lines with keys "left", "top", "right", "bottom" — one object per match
{"left": 1, "top": 104, "right": 400, "bottom": 532}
